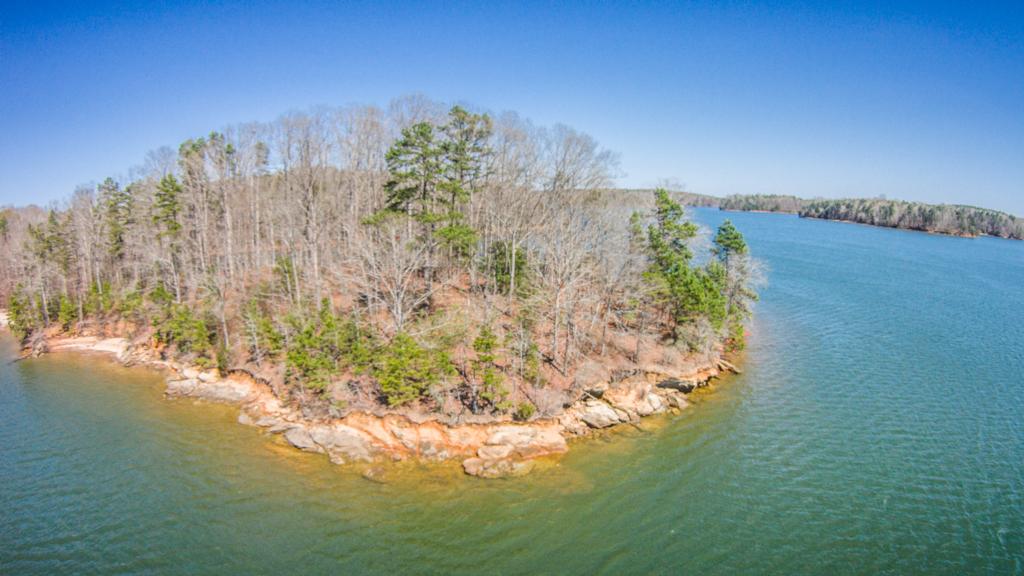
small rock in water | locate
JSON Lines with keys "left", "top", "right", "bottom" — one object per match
{"left": 361, "top": 466, "right": 389, "bottom": 483}
{"left": 666, "top": 393, "right": 689, "bottom": 409}
{"left": 462, "top": 457, "right": 536, "bottom": 479}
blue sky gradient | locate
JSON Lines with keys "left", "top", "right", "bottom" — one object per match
{"left": 2, "top": 1, "right": 1022, "bottom": 213}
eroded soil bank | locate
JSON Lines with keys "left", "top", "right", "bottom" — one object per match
{"left": 17, "top": 333, "right": 735, "bottom": 478}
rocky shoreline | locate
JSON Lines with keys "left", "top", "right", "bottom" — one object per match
{"left": 13, "top": 332, "right": 735, "bottom": 479}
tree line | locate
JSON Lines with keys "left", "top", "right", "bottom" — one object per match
{"left": 798, "top": 198, "right": 1023, "bottom": 239}
{"left": 718, "top": 194, "right": 805, "bottom": 214}
{"left": 0, "top": 96, "right": 758, "bottom": 421}
{"left": 714, "top": 194, "right": 1022, "bottom": 239}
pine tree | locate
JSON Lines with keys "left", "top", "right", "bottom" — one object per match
{"left": 384, "top": 122, "right": 443, "bottom": 220}
{"left": 712, "top": 219, "right": 757, "bottom": 349}
{"left": 98, "top": 178, "right": 134, "bottom": 264}
{"left": 713, "top": 219, "right": 748, "bottom": 259}
{"left": 472, "top": 325, "right": 507, "bottom": 410}
{"left": 154, "top": 174, "right": 182, "bottom": 238}
{"left": 641, "top": 189, "right": 702, "bottom": 334}
{"left": 436, "top": 106, "right": 491, "bottom": 258}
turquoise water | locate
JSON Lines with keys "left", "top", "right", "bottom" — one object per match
{"left": 2, "top": 209, "right": 1022, "bottom": 574}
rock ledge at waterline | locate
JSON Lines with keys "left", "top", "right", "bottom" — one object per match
{"left": 14, "top": 333, "right": 735, "bottom": 478}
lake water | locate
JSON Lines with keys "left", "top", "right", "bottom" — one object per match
{"left": 2, "top": 209, "right": 1022, "bottom": 575}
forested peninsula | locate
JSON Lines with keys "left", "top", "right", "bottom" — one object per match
{"left": 715, "top": 194, "right": 1023, "bottom": 240}
{"left": 0, "top": 98, "right": 757, "bottom": 478}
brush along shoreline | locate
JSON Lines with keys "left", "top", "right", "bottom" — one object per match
{"left": 5, "top": 324, "right": 737, "bottom": 479}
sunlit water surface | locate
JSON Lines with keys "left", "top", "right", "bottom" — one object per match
{"left": 2, "top": 209, "right": 1022, "bottom": 574}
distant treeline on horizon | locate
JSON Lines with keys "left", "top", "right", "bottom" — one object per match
{"left": 613, "top": 190, "right": 1022, "bottom": 241}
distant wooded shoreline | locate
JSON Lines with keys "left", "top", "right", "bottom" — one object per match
{"left": 613, "top": 191, "right": 1022, "bottom": 240}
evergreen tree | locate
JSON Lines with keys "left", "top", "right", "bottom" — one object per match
{"left": 472, "top": 324, "right": 507, "bottom": 410}
{"left": 98, "top": 178, "right": 134, "bottom": 263}
{"left": 646, "top": 189, "right": 699, "bottom": 274}
{"left": 6, "top": 289, "right": 36, "bottom": 342}
{"left": 57, "top": 294, "right": 76, "bottom": 330}
{"left": 641, "top": 189, "right": 702, "bottom": 335}
{"left": 384, "top": 122, "right": 443, "bottom": 220}
{"left": 713, "top": 219, "right": 748, "bottom": 259}
{"left": 28, "top": 211, "right": 72, "bottom": 277}
{"left": 153, "top": 174, "right": 183, "bottom": 238}
{"left": 436, "top": 106, "right": 491, "bottom": 257}
{"left": 712, "top": 219, "right": 757, "bottom": 349}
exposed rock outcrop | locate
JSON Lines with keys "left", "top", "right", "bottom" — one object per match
{"left": 16, "top": 332, "right": 727, "bottom": 479}
{"left": 603, "top": 380, "right": 668, "bottom": 418}
{"left": 309, "top": 424, "right": 375, "bottom": 463}
{"left": 576, "top": 399, "right": 623, "bottom": 428}
{"left": 462, "top": 456, "right": 535, "bottom": 479}
{"left": 284, "top": 426, "right": 321, "bottom": 452}
{"left": 657, "top": 378, "right": 698, "bottom": 393}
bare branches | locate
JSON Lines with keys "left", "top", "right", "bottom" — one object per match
{"left": 0, "top": 95, "right": 759, "bottom": 420}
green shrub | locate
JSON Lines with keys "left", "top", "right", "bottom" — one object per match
{"left": 491, "top": 241, "right": 529, "bottom": 296}
{"left": 119, "top": 289, "right": 144, "bottom": 318}
{"left": 473, "top": 325, "right": 508, "bottom": 407}
{"left": 6, "top": 290, "right": 37, "bottom": 342}
{"left": 57, "top": 295, "right": 76, "bottom": 330}
{"left": 243, "top": 300, "right": 283, "bottom": 363}
{"left": 283, "top": 301, "right": 377, "bottom": 392}
{"left": 436, "top": 221, "right": 478, "bottom": 260}
{"left": 285, "top": 320, "right": 337, "bottom": 391}
{"left": 216, "top": 345, "right": 230, "bottom": 375}
{"left": 514, "top": 402, "right": 536, "bottom": 421}
{"left": 149, "top": 283, "right": 174, "bottom": 307}
{"left": 523, "top": 342, "right": 543, "bottom": 386}
{"left": 727, "top": 320, "right": 746, "bottom": 351}
{"left": 84, "top": 282, "right": 113, "bottom": 315}
{"left": 154, "top": 304, "right": 214, "bottom": 357}
{"left": 374, "top": 332, "right": 453, "bottom": 406}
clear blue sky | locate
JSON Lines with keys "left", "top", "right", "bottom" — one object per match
{"left": 2, "top": 1, "right": 1022, "bottom": 213}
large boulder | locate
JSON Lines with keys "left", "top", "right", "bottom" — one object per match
{"left": 462, "top": 457, "right": 535, "bottom": 479}
{"left": 284, "top": 427, "right": 322, "bottom": 452}
{"left": 165, "top": 374, "right": 255, "bottom": 404}
{"left": 577, "top": 400, "right": 621, "bottom": 428}
{"left": 558, "top": 412, "right": 590, "bottom": 436}
{"left": 604, "top": 382, "right": 666, "bottom": 417}
{"left": 196, "top": 370, "right": 220, "bottom": 383}
{"left": 645, "top": 393, "right": 667, "bottom": 414}
{"left": 309, "top": 424, "right": 375, "bottom": 462}
{"left": 657, "top": 378, "right": 698, "bottom": 393}
{"left": 485, "top": 425, "right": 567, "bottom": 459}
{"left": 191, "top": 379, "right": 254, "bottom": 403}
{"left": 165, "top": 378, "right": 199, "bottom": 396}
{"left": 665, "top": 392, "right": 688, "bottom": 409}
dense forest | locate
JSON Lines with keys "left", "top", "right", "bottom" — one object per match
{"left": 618, "top": 188, "right": 720, "bottom": 208}
{"left": 718, "top": 194, "right": 806, "bottom": 214}
{"left": 0, "top": 97, "right": 757, "bottom": 422}
{"left": 798, "top": 199, "right": 1023, "bottom": 239}
{"left": 715, "top": 195, "right": 1022, "bottom": 240}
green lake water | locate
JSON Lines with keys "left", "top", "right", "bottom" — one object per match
{"left": 2, "top": 209, "right": 1023, "bottom": 574}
